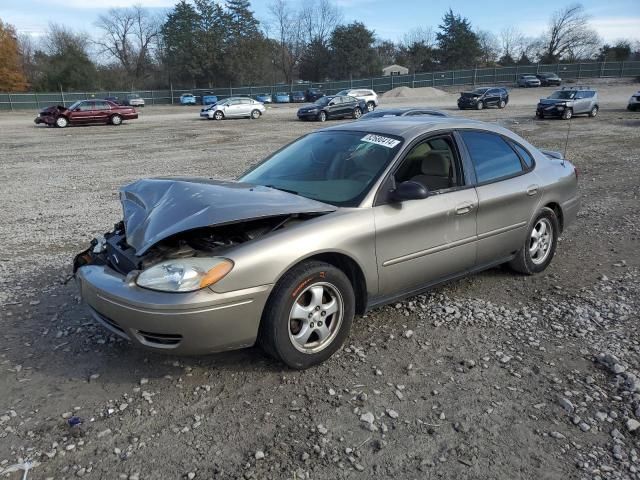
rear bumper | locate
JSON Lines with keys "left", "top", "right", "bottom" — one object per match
{"left": 77, "top": 265, "right": 272, "bottom": 355}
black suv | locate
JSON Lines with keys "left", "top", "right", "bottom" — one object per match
{"left": 297, "top": 95, "right": 366, "bottom": 122}
{"left": 536, "top": 72, "right": 562, "bottom": 86}
{"left": 457, "top": 87, "right": 509, "bottom": 110}
{"left": 305, "top": 88, "right": 325, "bottom": 102}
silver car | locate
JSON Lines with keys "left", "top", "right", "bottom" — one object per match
{"left": 517, "top": 75, "right": 541, "bottom": 87}
{"left": 74, "top": 117, "right": 580, "bottom": 369}
{"left": 200, "top": 97, "right": 266, "bottom": 120}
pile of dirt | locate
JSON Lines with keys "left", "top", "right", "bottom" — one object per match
{"left": 381, "top": 86, "right": 449, "bottom": 99}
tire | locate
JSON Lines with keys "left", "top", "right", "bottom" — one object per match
{"left": 258, "top": 260, "right": 355, "bottom": 369}
{"left": 588, "top": 105, "right": 598, "bottom": 118}
{"left": 508, "top": 207, "right": 559, "bottom": 275}
{"left": 318, "top": 111, "right": 327, "bottom": 122}
{"left": 353, "top": 107, "right": 362, "bottom": 119}
{"left": 536, "top": 111, "right": 544, "bottom": 119}
{"left": 366, "top": 101, "right": 375, "bottom": 112}
{"left": 250, "top": 109, "right": 261, "bottom": 119}
{"left": 476, "top": 101, "right": 484, "bottom": 110}
{"left": 214, "top": 110, "right": 224, "bottom": 121}
{"left": 562, "top": 108, "right": 572, "bottom": 120}
{"left": 110, "top": 114, "right": 122, "bottom": 126}
{"left": 55, "top": 116, "right": 68, "bottom": 128}
{"left": 498, "top": 100, "right": 506, "bottom": 109}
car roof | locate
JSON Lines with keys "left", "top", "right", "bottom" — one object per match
{"left": 318, "top": 116, "right": 515, "bottom": 142}
{"left": 366, "top": 107, "right": 449, "bottom": 116}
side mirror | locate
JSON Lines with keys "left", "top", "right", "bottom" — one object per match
{"left": 391, "top": 181, "right": 428, "bottom": 202}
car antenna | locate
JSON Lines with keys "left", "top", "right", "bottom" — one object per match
{"left": 562, "top": 116, "right": 572, "bottom": 166}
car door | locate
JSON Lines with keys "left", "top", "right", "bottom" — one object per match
{"left": 484, "top": 89, "right": 497, "bottom": 106}
{"left": 238, "top": 98, "right": 252, "bottom": 116}
{"left": 69, "top": 101, "right": 94, "bottom": 124}
{"left": 343, "top": 96, "right": 358, "bottom": 117}
{"left": 225, "top": 99, "right": 243, "bottom": 117}
{"left": 326, "top": 97, "right": 341, "bottom": 118}
{"left": 373, "top": 133, "right": 478, "bottom": 296}
{"left": 573, "top": 91, "right": 592, "bottom": 114}
{"left": 93, "top": 100, "right": 111, "bottom": 123}
{"left": 458, "top": 130, "right": 541, "bottom": 267}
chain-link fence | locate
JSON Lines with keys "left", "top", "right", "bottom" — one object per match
{"left": 1, "top": 61, "right": 639, "bottom": 111}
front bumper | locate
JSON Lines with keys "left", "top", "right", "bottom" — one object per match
{"left": 34, "top": 115, "right": 54, "bottom": 125}
{"left": 199, "top": 111, "right": 213, "bottom": 119}
{"left": 457, "top": 100, "right": 478, "bottom": 109}
{"left": 536, "top": 104, "right": 566, "bottom": 117}
{"left": 297, "top": 110, "right": 320, "bottom": 119}
{"left": 77, "top": 265, "right": 272, "bottom": 355}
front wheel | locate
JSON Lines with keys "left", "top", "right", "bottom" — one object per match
{"left": 55, "top": 116, "right": 68, "bottom": 128}
{"left": 508, "top": 207, "right": 559, "bottom": 275}
{"left": 110, "top": 114, "right": 122, "bottom": 126}
{"left": 476, "top": 101, "right": 484, "bottom": 110}
{"left": 258, "top": 261, "right": 355, "bottom": 369}
{"left": 353, "top": 107, "right": 362, "bottom": 119}
{"left": 317, "top": 111, "right": 327, "bottom": 122}
{"left": 250, "top": 109, "right": 261, "bottom": 119}
{"left": 214, "top": 110, "right": 224, "bottom": 120}
{"left": 498, "top": 100, "right": 506, "bottom": 109}
{"left": 562, "top": 108, "right": 572, "bottom": 120}
{"left": 588, "top": 106, "right": 598, "bottom": 117}
{"left": 366, "top": 101, "right": 375, "bottom": 112}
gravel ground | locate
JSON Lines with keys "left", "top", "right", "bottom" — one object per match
{"left": 0, "top": 80, "right": 639, "bottom": 480}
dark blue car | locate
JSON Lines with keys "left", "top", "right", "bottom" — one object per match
{"left": 291, "top": 91, "right": 306, "bottom": 102}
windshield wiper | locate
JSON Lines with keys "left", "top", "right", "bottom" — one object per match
{"left": 265, "top": 185, "right": 299, "bottom": 195}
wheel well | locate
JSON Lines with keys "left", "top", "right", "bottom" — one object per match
{"left": 545, "top": 202, "right": 564, "bottom": 233}
{"left": 303, "top": 253, "right": 368, "bottom": 315}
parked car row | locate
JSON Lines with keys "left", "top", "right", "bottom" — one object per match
{"left": 517, "top": 72, "right": 562, "bottom": 87}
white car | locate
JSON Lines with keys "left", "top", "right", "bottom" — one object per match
{"left": 199, "top": 97, "right": 266, "bottom": 120}
{"left": 627, "top": 91, "right": 640, "bottom": 111}
{"left": 336, "top": 89, "right": 378, "bottom": 112}
{"left": 124, "top": 94, "right": 145, "bottom": 107}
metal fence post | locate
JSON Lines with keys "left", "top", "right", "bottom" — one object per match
{"left": 473, "top": 66, "right": 477, "bottom": 86}
{"left": 620, "top": 61, "right": 625, "bottom": 77}
{"left": 600, "top": 61, "right": 605, "bottom": 78}
{"left": 151, "top": 89, "right": 154, "bottom": 105}
{"left": 170, "top": 83, "right": 174, "bottom": 104}
{"left": 8, "top": 93, "right": 13, "bottom": 112}
{"left": 494, "top": 67, "right": 497, "bottom": 84}
{"left": 35, "top": 92, "right": 39, "bottom": 109}
{"left": 412, "top": 73, "right": 415, "bottom": 88}
{"left": 577, "top": 63, "right": 581, "bottom": 79}
{"left": 391, "top": 75, "right": 394, "bottom": 90}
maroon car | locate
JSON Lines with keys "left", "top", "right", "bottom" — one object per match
{"left": 34, "top": 100, "right": 138, "bottom": 128}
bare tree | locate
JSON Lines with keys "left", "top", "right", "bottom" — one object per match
{"left": 499, "top": 26, "right": 523, "bottom": 61}
{"left": 94, "top": 5, "right": 161, "bottom": 87}
{"left": 300, "top": 0, "right": 341, "bottom": 45}
{"left": 476, "top": 30, "right": 500, "bottom": 65}
{"left": 268, "top": 0, "right": 304, "bottom": 83}
{"left": 539, "top": 3, "right": 600, "bottom": 62}
{"left": 401, "top": 27, "right": 435, "bottom": 49}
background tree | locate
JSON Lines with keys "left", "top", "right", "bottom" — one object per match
{"left": 161, "top": 1, "right": 202, "bottom": 87}
{"left": 538, "top": 3, "right": 600, "bottom": 62}
{"left": 476, "top": 30, "right": 500, "bottom": 65}
{"left": 597, "top": 41, "right": 632, "bottom": 62}
{"left": 34, "top": 24, "right": 97, "bottom": 91}
{"left": 0, "top": 20, "right": 28, "bottom": 91}
{"left": 95, "top": 6, "right": 161, "bottom": 88}
{"left": 329, "top": 22, "right": 378, "bottom": 79}
{"left": 499, "top": 26, "right": 523, "bottom": 65}
{"left": 397, "top": 27, "right": 436, "bottom": 73}
{"left": 268, "top": 0, "right": 303, "bottom": 84}
{"left": 436, "top": 10, "right": 481, "bottom": 68}
{"left": 298, "top": 38, "right": 331, "bottom": 81}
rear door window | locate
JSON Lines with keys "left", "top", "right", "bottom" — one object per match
{"left": 460, "top": 131, "right": 524, "bottom": 184}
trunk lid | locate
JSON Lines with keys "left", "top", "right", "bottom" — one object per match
{"left": 120, "top": 178, "right": 336, "bottom": 255}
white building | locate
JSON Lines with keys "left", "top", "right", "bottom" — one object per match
{"left": 382, "top": 64, "right": 409, "bottom": 76}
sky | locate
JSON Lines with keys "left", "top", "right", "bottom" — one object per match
{"left": 1, "top": 0, "right": 639, "bottom": 45}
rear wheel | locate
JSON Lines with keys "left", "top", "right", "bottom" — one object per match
{"left": 55, "top": 116, "right": 68, "bottom": 128}
{"left": 110, "top": 114, "right": 122, "bottom": 126}
{"left": 562, "top": 108, "right": 572, "bottom": 120}
{"left": 366, "top": 101, "right": 375, "bottom": 112}
{"left": 318, "top": 111, "right": 327, "bottom": 122}
{"left": 508, "top": 207, "right": 559, "bottom": 275}
{"left": 214, "top": 110, "right": 224, "bottom": 120}
{"left": 353, "top": 107, "right": 362, "bottom": 119}
{"left": 250, "top": 109, "right": 261, "bottom": 119}
{"left": 258, "top": 261, "right": 355, "bottom": 369}
{"left": 588, "top": 105, "right": 598, "bottom": 117}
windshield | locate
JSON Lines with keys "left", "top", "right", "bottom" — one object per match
{"left": 239, "top": 131, "right": 403, "bottom": 207}
{"left": 336, "top": 90, "right": 349, "bottom": 96}
{"left": 67, "top": 101, "right": 82, "bottom": 110}
{"left": 549, "top": 90, "right": 576, "bottom": 100}
{"left": 472, "top": 88, "right": 489, "bottom": 94}
{"left": 315, "top": 97, "right": 331, "bottom": 106}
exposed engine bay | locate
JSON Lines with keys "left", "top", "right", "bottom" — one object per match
{"left": 73, "top": 214, "right": 304, "bottom": 276}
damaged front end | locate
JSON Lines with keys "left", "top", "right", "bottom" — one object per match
{"left": 73, "top": 177, "right": 336, "bottom": 288}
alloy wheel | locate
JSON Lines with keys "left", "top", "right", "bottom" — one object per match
{"left": 529, "top": 218, "right": 553, "bottom": 265}
{"left": 288, "top": 282, "right": 344, "bottom": 354}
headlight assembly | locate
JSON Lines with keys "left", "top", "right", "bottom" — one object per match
{"left": 136, "top": 257, "right": 233, "bottom": 292}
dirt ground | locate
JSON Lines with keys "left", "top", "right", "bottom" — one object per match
{"left": 1, "top": 79, "right": 639, "bottom": 480}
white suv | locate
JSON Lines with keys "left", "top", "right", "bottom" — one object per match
{"left": 628, "top": 91, "right": 640, "bottom": 111}
{"left": 336, "top": 89, "right": 378, "bottom": 112}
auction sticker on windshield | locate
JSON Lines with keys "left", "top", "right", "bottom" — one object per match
{"left": 361, "top": 134, "right": 401, "bottom": 148}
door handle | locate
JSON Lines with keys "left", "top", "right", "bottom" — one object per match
{"left": 526, "top": 185, "right": 539, "bottom": 196}
{"left": 455, "top": 202, "right": 476, "bottom": 215}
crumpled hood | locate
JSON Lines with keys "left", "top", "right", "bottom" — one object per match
{"left": 539, "top": 98, "right": 571, "bottom": 105}
{"left": 460, "top": 92, "right": 481, "bottom": 99}
{"left": 120, "top": 178, "right": 336, "bottom": 255}
{"left": 40, "top": 105, "right": 67, "bottom": 114}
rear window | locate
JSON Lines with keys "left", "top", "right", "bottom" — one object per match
{"left": 509, "top": 141, "right": 534, "bottom": 169}
{"left": 460, "top": 131, "right": 524, "bottom": 184}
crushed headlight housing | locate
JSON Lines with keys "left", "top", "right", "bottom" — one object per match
{"left": 136, "top": 257, "right": 233, "bottom": 292}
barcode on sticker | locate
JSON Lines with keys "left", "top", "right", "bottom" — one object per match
{"left": 361, "top": 134, "right": 400, "bottom": 148}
